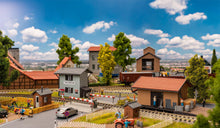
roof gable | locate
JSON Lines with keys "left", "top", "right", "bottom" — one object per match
{"left": 132, "top": 77, "right": 187, "bottom": 92}
{"left": 123, "top": 101, "right": 142, "bottom": 109}
{"left": 8, "top": 53, "right": 24, "bottom": 70}
{"left": 136, "top": 52, "right": 161, "bottom": 60}
{"left": 55, "top": 57, "right": 73, "bottom": 72}
{"left": 32, "top": 88, "right": 52, "bottom": 96}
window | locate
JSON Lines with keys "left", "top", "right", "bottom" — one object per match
{"left": 92, "top": 64, "right": 95, "bottom": 70}
{"left": 65, "top": 75, "right": 73, "bottom": 81}
{"left": 97, "top": 65, "right": 99, "bottom": 70}
{"left": 92, "top": 55, "right": 95, "bottom": 61}
{"left": 67, "top": 65, "right": 71, "bottom": 68}
{"left": 44, "top": 97, "right": 47, "bottom": 103}
{"left": 65, "top": 87, "right": 73, "bottom": 93}
{"left": 142, "top": 59, "right": 154, "bottom": 70}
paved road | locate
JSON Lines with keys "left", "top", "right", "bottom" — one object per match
{"left": 196, "top": 103, "right": 215, "bottom": 109}
{"left": 0, "top": 101, "right": 99, "bottom": 128}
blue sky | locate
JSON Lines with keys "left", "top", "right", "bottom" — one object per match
{"left": 0, "top": 0, "right": 220, "bottom": 61}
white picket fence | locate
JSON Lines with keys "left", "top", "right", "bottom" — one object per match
{"left": 57, "top": 121, "right": 106, "bottom": 128}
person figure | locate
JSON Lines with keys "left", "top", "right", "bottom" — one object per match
{"left": 11, "top": 97, "right": 17, "bottom": 107}
{"left": 124, "top": 120, "right": 131, "bottom": 128}
{"left": 29, "top": 107, "right": 33, "bottom": 117}
{"left": 202, "top": 98, "right": 206, "bottom": 107}
{"left": 181, "top": 98, "right": 184, "bottom": 106}
{"left": 115, "top": 110, "right": 121, "bottom": 119}
{"left": 153, "top": 96, "right": 156, "bottom": 106}
{"left": 27, "top": 99, "right": 31, "bottom": 108}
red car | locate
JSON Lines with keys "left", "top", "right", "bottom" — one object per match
{"left": 114, "top": 118, "right": 135, "bottom": 128}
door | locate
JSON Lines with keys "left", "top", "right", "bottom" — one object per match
{"left": 165, "top": 99, "right": 171, "bottom": 109}
{"left": 151, "top": 92, "right": 163, "bottom": 107}
{"left": 35, "top": 96, "right": 39, "bottom": 108}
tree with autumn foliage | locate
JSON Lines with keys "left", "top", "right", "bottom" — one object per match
{"left": 98, "top": 43, "right": 116, "bottom": 85}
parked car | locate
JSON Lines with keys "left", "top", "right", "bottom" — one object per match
{"left": 56, "top": 107, "right": 78, "bottom": 118}
{"left": 0, "top": 108, "right": 8, "bottom": 118}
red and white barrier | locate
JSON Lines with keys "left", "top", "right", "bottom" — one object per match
{"left": 69, "top": 96, "right": 93, "bottom": 103}
{"left": 90, "top": 94, "right": 115, "bottom": 99}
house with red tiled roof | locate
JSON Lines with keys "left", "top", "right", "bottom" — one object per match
{"left": 88, "top": 46, "right": 121, "bottom": 75}
{"left": 2, "top": 54, "right": 74, "bottom": 89}
{"left": 54, "top": 56, "right": 75, "bottom": 72}
{"left": 132, "top": 76, "right": 191, "bottom": 109}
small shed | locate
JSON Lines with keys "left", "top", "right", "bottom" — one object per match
{"left": 124, "top": 101, "right": 142, "bottom": 118}
{"left": 32, "top": 87, "right": 52, "bottom": 108}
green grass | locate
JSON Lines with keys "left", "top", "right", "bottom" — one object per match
{"left": 7, "top": 91, "right": 32, "bottom": 95}
{"left": 206, "top": 99, "right": 216, "bottom": 104}
{"left": 73, "top": 112, "right": 118, "bottom": 124}
{"left": 165, "top": 122, "right": 192, "bottom": 128}
{"left": 136, "top": 117, "right": 161, "bottom": 127}
{"left": 52, "top": 92, "right": 59, "bottom": 97}
{"left": 0, "top": 119, "right": 5, "bottom": 124}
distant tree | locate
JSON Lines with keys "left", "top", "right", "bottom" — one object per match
{"left": 211, "top": 49, "right": 218, "bottom": 73}
{"left": 185, "top": 54, "right": 208, "bottom": 103}
{"left": 56, "top": 35, "right": 81, "bottom": 66}
{"left": 113, "top": 32, "right": 135, "bottom": 71}
{"left": 193, "top": 114, "right": 210, "bottom": 128}
{"left": 0, "top": 30, "right": 20, "bottom": 87}
{"left": 98, "top": 43, "right": 116, "bottom": 85}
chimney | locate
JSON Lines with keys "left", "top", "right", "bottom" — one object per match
{"left": 69, "top": 55, "right": 71, "bottom": 60}
{"left": 41, "top": 86, "right": 43, "bottom": 93}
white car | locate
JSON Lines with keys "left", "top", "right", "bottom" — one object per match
{"left": 56, "top": 107, "right": 78, "bottom": 118}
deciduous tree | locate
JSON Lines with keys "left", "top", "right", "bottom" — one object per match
{"left": 56, "top": 35, "right": 81, "bottom": 66}
{"left": 113, "top": 32, "right": 135, "bottom": 71}
{"left": 0, "top": 30, "right": 20, "bottom": 87}
{"left": 98, "top": 43, "right": 116, "bottom": 85}
{"left": 185, "top": 54, "right": 208, "bottom": 102}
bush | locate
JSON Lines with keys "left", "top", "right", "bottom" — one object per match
{"left": 117, "top": 99, "right": 133, "bottom": 106}
{"left": 192, "top": 114, "right": 210, "bottom": 128}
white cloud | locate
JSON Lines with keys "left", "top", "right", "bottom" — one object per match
{"left": 149, "top": 0, "right": 187, "bottom": 15}
{"left": 157, "top": 38, "right": 170, "bottom": 44}
{"left": 74, "top": 41, "right": 98, "bottom": 50}
{"left": 49, "top": 42, "right": 58, "bottom": 49}
{"left": 131, "top": 49, "right": 143, "bottom": 58}
{"left": 21, "top": 44, "right": 39, "bottom": 52}
{"left": 202, "top": 33, "right": 220, "bottom": 47}
{"left": 20, "top": 51, "right": 29, "bottom": 56}
{"left": 22, "top": 49, "right": 58, "bottom": 60}
{"left": 24, "top": 16, "right": 31, "bottom": 21}
{"left": 13, "top": 22, "right": 19, "bottom": 28}
{"left": 157, "top": 35, "right": 205, "bottom": 50}
{"left": 70, "top": 37, "right": 82, "bottom": 44}
{"left": 76, "top": 52, "right": 89, "bottom": 60}
{"left": 144, "top": 29, "right": 169, "bottom": 37}
{"left": 20, "top": 26, "right": 48, "bottom": 43}
{"left": 49, "top": 30, "right": 58, "bottom": 34}
{"left": 107, "top": 34, "right": 150, "bottom": 47}
{"left": 157, "top": 48, "right": 185, "bottom": 59}
{"left": 83, "top": 21, "right": 116, "bottom": 34}
{"left": 14, "top": 41, "right": 23, "bottom": 46}
{"left": 194, "top": 49, "right": 213, "bottom": 55}
{"left": 175, "top": 12, "right": 207, "bottom": 25}
{"left": 7, "top": 29, "right": 17, "bottom": 37}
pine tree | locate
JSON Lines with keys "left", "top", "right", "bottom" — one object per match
{"left": 56, "top": 35, "right": 81, "bottom": 66}
{"left": 98, "top": 43, "right": 116, "bottom": 85}
{"left": 113, "top": 32, "right": 135, "bottom": 71}
{"left": 211, "top": 49, "right": 218, "bottom": 73}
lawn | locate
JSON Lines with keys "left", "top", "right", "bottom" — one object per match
{"left": 7, "top": 91, "right": 60, "bottom": 97}
{"left": 0, "top": 119, "right": 5, "bottom": 124}
{"left": 136, "top": 117, "right": 161, "bottom": 127}
{"left": 165, "top": 122, "right": 192, "bottom": 128}
{"left": 73, "top": 112, "right": 117, "bottom": 124}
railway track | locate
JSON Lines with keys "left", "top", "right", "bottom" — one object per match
{"left": 0, "top": 94, "right": 197, "bottom": 124}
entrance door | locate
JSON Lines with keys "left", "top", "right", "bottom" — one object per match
{"left": 35, "top": 96, "right": 39, "bottom": 108}
{"left": 151, "top": 92, "right": 163, "bottom": 107}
